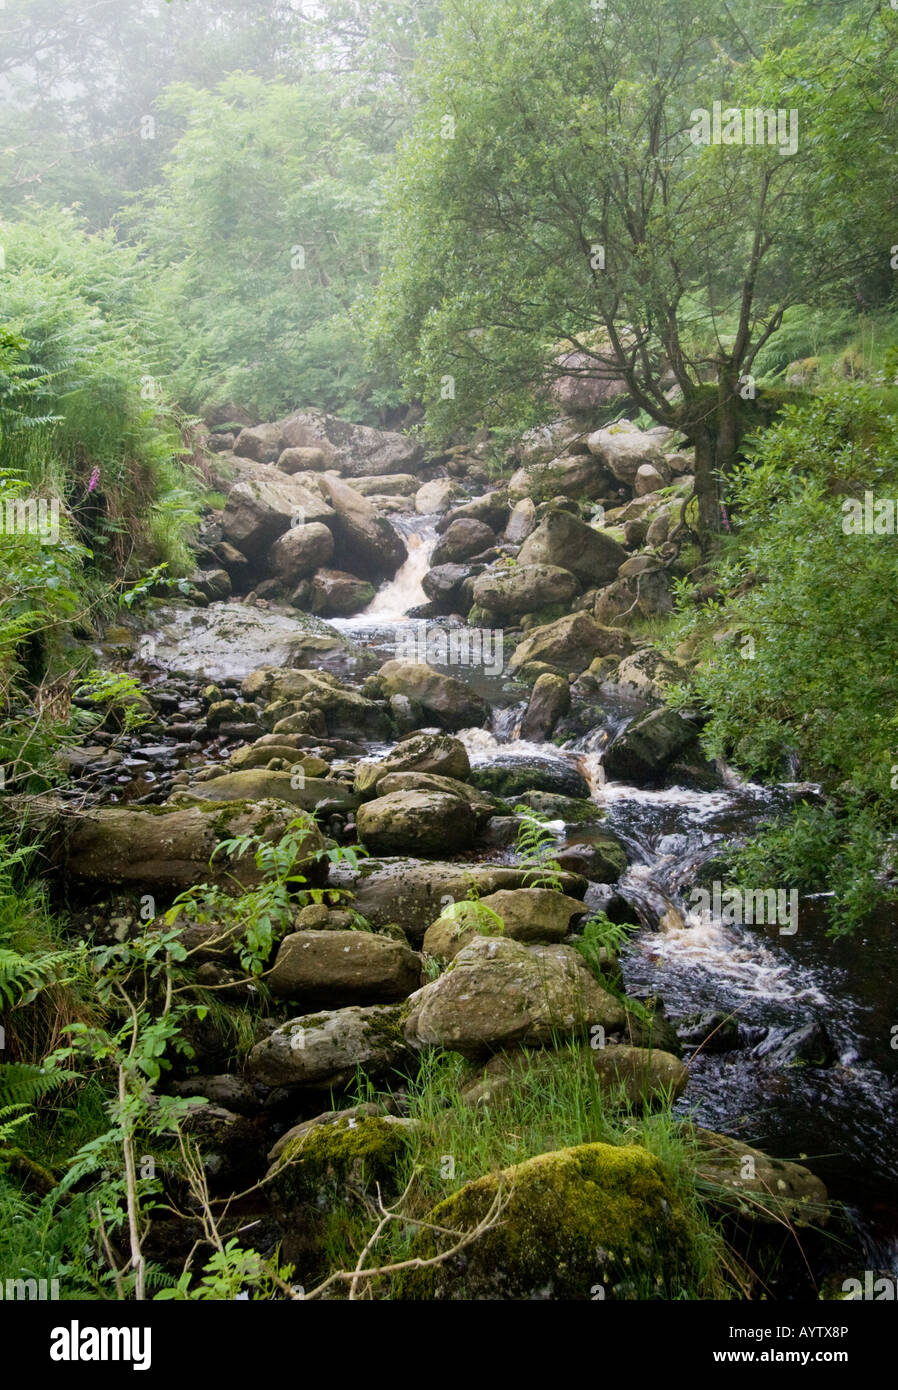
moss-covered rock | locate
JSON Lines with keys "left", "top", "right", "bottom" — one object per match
{"left": 396, "top": 1141, "right": 696, "bottom": 1299}
{"left": 591, "top": 1044, "right": 688, "bottom": 1107}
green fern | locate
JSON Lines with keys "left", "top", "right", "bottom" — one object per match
{"left": 514, "top": 810, "right": 564, "bottom": 890}
{"left": 0, "top": 947, "right": 77, "bottom": 1007}
{"left": 0, "top": 1062, "right": 66, "bottom": 1108}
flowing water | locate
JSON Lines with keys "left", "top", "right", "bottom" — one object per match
{"left": 141, "top": 509, "right": 898, "bottom": 1271}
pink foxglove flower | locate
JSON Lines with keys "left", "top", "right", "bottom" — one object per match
{"left": 87, "top": 467, "right": 100, "bottom": 494}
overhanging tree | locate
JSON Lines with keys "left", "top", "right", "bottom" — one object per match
{"left": 371, "top": 0, "right": 889, "bottom": 533}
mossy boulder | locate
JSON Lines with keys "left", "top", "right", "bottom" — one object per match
{"left": 377, "top": 660, "right": 490, "bottom": 730}
{"left": 591, "top": 1044, "right": 688, "bottom": 1107}
{"left": 247, "top": 1003, "right": 411, "bottom": 1089}
{"left": 266, "top": 1112, "right": 417, "bottom": 1279}
{"left": 396, "top": 1141, "right": 696, "bottom": 1299}
{"left": 332, "top": 858, "right": 587, "bottom": 943}
{"left": 556, "top": 831, "right": 628, "bottom": 883}
{"left": 691, "top": 1128, "right": 829, "bottom": 1227}
{"left": 168, "top": 769, "right": 358, "bottom": 816}
{"left": 357, "top": 789, "right": 477, "bottom": 855}
{"left": 267, "top": 929, "right": 421, "bottom": 1008}
{"left": 354, "top": 732, "right": 471, "bottom": 795}
{"left": 508, "top": 612, "right": 628, "bottom": 676}
{"left": 404, "top": 936, "right": 626, "bottom": 1057}
{"left": 60, "top": 798, "right": 323, "bottom": 892}
{"left": 423, "top": 887, "right": 586, "bottom": 962}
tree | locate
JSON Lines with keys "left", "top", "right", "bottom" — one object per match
{"left": 371, "top": 0, "right": 889, "bottom": 534}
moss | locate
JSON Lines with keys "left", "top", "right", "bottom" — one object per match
{"left": 395, "top": 1141, "right": 697, "bottom": 1300}
{"left": 269, "top": 1115, "right": 411, "bottom": 1210}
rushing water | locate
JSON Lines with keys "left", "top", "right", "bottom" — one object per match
{"left": 138, "top": 508, "right": 898, "bottom": 1269}
{"left": 340, "top": 540, "right": 898, "bottom": 1270}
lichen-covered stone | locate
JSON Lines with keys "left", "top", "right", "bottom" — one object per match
{"left": 396, "top": 1142, "right": 696, "bottom": 1299}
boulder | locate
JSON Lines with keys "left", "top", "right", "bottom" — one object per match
{"left": 507, "top": 454, "right": 614, "bottom": 502}
{"left": 357, "top": 790, "right": 477, "bottom": 855}
{"left": 519, "top": 511, "right": 627, "bottom": 587}
{"left": 591, "top": 1044, "right": 688, "bottom": 1106}
{"left": 504, "top": 497, "right": 538, "bottom": 544}
{"left": 306, "top": 568, "right": 375, "bottom": 617}
{"left": 61, "top": 799, "right": 324, "bottom": 892}
{"left": 247, "top": 1004, "right": 411, "bottom": 1088}
{"left": 248, "top": 668, "right": 391, "bottom": 740}
{"left": 430, "top": 518, "right": 496, "bottom": 566}
{"left": 332, "top": 859, "right": 587, "bottom": 942}
{"left": 403, "top": 936, "right": 626, "bottom": 1056}
{"left": 377, "top": 660, "right": 489, "bottom": 731}
{"left": 278, "top": 411, "right": 424, "bottom": 478}
{"left": 472, "top": 564, "right": 579, "bottom": 620}
{"left": 550, "top": 348, "right": 629, "bottom": 411}
{"left": 603, "top": 647, "right": 684, "bottom": 703}
{"left": 269, "top": 522, "right": 334, "bottom": 583}
{"left": 233, "top": 422, "right": 282, "bottom": 463}
{"left": 169, "top": 769, "right": 358, "bottom": 815}
{"left": 317, "top": 475, "right": 407, "bottom": 581}
{"left": 691, "top": 1129, "right": 828, "bottom": 1226}
{"left": 348, "top": 473, "right": 418, "bottom": 497}
{"left": 594, "top": 568, "right": 673, "bottom": 626}
{"left": 396, "top": 1142, "right": 694, "bottom": 1299}
{"left": 421, "top": 563, "right": 477, "bottom": 613}
{"left": 555, "top": 832, "right": 627, "bottom": 882}
{"left": 519, "top": 672, "right": 571, "bottom": 741}
{"left": 602, "top": 708, "right": 699, "bottom": 785}
{"left": 277, "top": 446, "right": 331, "bottom": 474}
{"left": 508, "top": 612, "right": 628, "bottom": 674}
{"left": 423, "top": 887, "right": 587, "bottom": 962}
{"left": 586, "top": 421, "right": 668, "bottom": 486}
{"left": 634, "top": 462, "right": 669, "bottom": 496}
{"left": 470, "top": 752, "right": 589, "bottom": 799}
{"left": 267, "top": 931, "right": 421, "bottom": 1008}
{"left": 221, "top": 468, "right": 334, "bottom": 561}
{"left": 375, "top": 772, "right": 497, "bottom": 822}
{"left": 517, "top": 418, "right": 585, "bottom": 468}
{"left": 354, "top": 732, "right": 470, "bottom": 794}
{"left": 415, "top": 479, "right": 456, "bottom": 514}
{"left": 436, "top": 491, "right": 509, "bottom": 535}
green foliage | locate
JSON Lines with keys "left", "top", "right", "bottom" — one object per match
{"left": 573, "top": 913, "right": 637, "bottom": 977}
{"left": 514, "top": 809, "right": 563, "bottom": 890}
{"left": 73, "top": 669, "right": 152, "bottom": 734}
{"left": 668, "top": 386, "right": 898, "bottom": 931}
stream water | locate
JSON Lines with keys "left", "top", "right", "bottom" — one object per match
{"left": 140, "top": 510, "right": 898, "bottom": 1275}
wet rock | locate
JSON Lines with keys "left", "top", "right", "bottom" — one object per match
{"left": 247, "top": 1004, "right": 411, "bottom": 1088}
{"left": 252, "top": 668, "right": 391, "bottom": 740}
{"left": 555, "top": 832, "right": 628, "bottom": 882}
{"left": 752, "top": 1020, "right": 835, "bottom": 1069}
{"left": 267, "top": 930, "right": 421, "bottom": 1008}
{"left": 471, "top": 752, "right": 589, "bottom": 799}
{"left": 306, "top": 568, "right": 376, "bottom": 617}
{"left": 675, "top": 1010, "right": 741, "bottom": 1055}
{"left": 691, "top": 1128, "right": 829, "bottom": 1226}
{"left": 519, "top": 671, "right": 571, "bottom": 740}
{"left": 357, "top": 789, "right": 477, "bottom": 855}
{"left": 354, "top": 731, "right": 470, "bottom": 794}
{"left": 436, "top": 490, "right": 509, "bottom": 535}
{"left": 317, "top": 474, "right": 407, "bottom": 581}
{"left": 421, "top": 562, "right": 478, "bottom": 613}
{"left": 430, "top": 518, "right": 496, "bottom": 566}
{"left": 519, "top": 510, "right": 627, "bottom": 588}
{"left": 269, "top": 522, "right": 334, "bottom": 583}
{"left": 603, "top": 708, "right": 698, "bottom": 785}
{"left": 405, "top": 936, "right": 626, "bottom": 1056}
{"left": 377, "top": 660, "right": 489, "bottom": 731}
{"left": 591, "top": 1043, "right": 688, "bottom": 1106}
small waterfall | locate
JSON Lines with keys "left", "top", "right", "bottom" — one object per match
{"left": 364, "top": 520, "right": 437, "bottom": 619}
